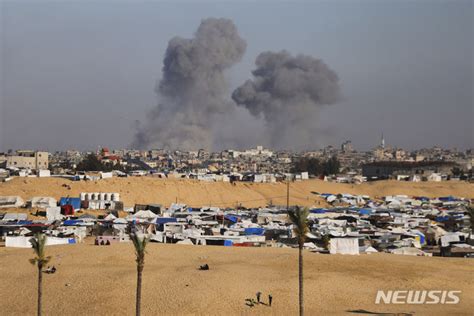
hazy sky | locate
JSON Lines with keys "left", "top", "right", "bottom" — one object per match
{"left": 1, "top": 0, "right": 473, "bottom": 151}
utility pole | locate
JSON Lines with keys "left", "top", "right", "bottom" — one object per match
{"left": 286, "top": 177, "right": 290, "bottom": 212}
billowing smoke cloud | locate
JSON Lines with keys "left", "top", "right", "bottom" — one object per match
{"left": 232, "top": 50, "right": 341, "bottom": 149}
{"left": 133, "top": 18, "right": 246, "bottom": 150}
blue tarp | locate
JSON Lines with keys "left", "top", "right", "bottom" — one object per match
{"left": 224, "top": 240, "right": 233, "bottom": 246}
{"left": 68, "top": 238, "right": 76, "bottom": 244}
{"left": 310, "top": 208, "right": 326, "bottom": 214}
{"left": 415, "top": 196, "right": 430, "bottom": 201}
{"left": 225, "top": 215, "right": 239, "bottom": 223}
{"left": 59, "top": 197, "right": 81, "bottom": 210}
{"left": 359, "top": 209, "right": 372, "bottom": 215}
{"left": 63, "top": 220, "right": 82, "bottom": 226}
{"left": 244, "top": 227, "right": 265, "bottom": 236}
{"left": 439, "top": 196, "right": 458, "bottom": 202}
{"left": 155, "top": 217, "right": 178, "bottom": 225}
{"left": 17, "top": 220, "right": 33, "bottom": 225}
{"left": 415, "top": 232, "right": 426, "bottom": 245}
{"left": 435, "top": 216, "right": 450, "bottom": 222}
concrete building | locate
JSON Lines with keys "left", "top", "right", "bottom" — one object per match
{"left": 6, "top": 150, "right": 49, "bottom": 170}
{"left": 362, "top": 161, "right": 457, "bottom": 179}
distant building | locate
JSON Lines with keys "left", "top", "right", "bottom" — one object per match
{"left": 6, "top": 150, "right": 49, "bottom": 170}
{"left": 341, "top": 140, "right": 353, "bottom": 153}
{"left": 362, "top": 161, "right": 457, "bottom": 179}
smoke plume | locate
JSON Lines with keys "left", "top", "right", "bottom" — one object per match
{"left": 133, "top": 18, "right": 246, "bottom": 150}
{"left": 232, "top": 50, "right": 341, "bottom": 149}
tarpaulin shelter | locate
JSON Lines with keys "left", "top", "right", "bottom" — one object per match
{"left": 359, "top": 209, "right": 372, "bottom": 215}
{"left": 63, "top": 220, "right": 82, "bottom": 226}
{"left": 155, "top": 217, "right": 178, "bottom": 225}
{"left": 61, "top": 204, "right": 74, "bottom": 216}
{"left": 225, "top": 215, "right": 239, "bottom": 223}
{"left": 329, "top": 238, "right": 359, "bottom": 255}
{"left": 30, "top": 197, "right": 57, "bottom": 208}
{"left": 46, "top": 207, "right": 62, "bottom": 221}
{"left": 2, "top": 213, "right": 28, "bottom": 221}
{"left": 244, "top": 227, "right": 265, "bottom": 236}
{"left": 59, "top": 197, "right": 81, "bottom": 210}
{"left": 0, "top": 196, "right": 24, "bottom": 208}
{"left": 310, "top": 208, "right": 326, "bottom": 214}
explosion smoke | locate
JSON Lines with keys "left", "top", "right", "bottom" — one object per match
{"left": 232, "top": 50, "right": 341, "bottom": 149}
{"left": 133, "top": 18, "right": 246, "bottom": 150}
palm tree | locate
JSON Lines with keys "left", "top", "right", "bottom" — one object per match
{"left": 29, "top": 233, "right": 51, "bottom": 316}
{"left": 288, "top": 207, "right": 309, "bottom": 316}
{"left": 131, "top": 233, "right": 148, "bottom": 316}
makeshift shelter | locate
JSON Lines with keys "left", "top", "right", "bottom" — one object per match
{"left": 59, "top": 197, "right": 81, "bottom": 210}
{"left": 5, "top": 236, "right": 76, "bottom": 248}
{"left": 2, "top": 213, "right": 28, "bottom": 221}
{"left": 361, "top": 246, "right": 378, "bottom": 254}
{"left": 391, "top": 247, "right": 430, "bottom": 256}
{"left": 61, "top": 205, "right": 75, "bottom": 216}
{"left": 244, "top": 227, "right": 265, "bottom": 236}
{"left": 30, "top": 197, "right": 57, "bottom": 208}
{"left": 329, "top": 238, "right": 359, "bottom": 255}
{"left": 46, "top": 207, "right": 63, "bottom": 221}
{"left": 104, "top": 213, "right": 117, "bottom": 221}
{"left": 132, "top": 210, "right": 158, "bottom": 220}
{"left": 0, "top": 196, "right": 24, "bottom": 208}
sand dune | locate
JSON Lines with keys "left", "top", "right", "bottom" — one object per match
{"left": 1, "top": 177, "right": 472, "bottom": 209}
{"left": 0, "top": 242, "right": 472, "bottom": 315}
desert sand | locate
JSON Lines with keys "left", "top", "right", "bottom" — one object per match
{"left": 0, "top": 242, "right": 473, "bottom": 315}
{"left": 1, "top": 177, "right": 473, "bottom": 209}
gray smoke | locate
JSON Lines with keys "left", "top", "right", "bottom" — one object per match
{"left": 133, "top": 18, "right": 246, "bottom": 150}
{"left": 232, "top": 50, "right": 341, "bottom": 149}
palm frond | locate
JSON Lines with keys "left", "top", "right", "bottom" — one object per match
{"left": 288, "top": 207, "right": 310, "bottom": 244}
{"left": 131, "top": 233, "right": 149, "bottom": 265}
{"left": 29, "top": 233, "right": 49, "bottom": 264}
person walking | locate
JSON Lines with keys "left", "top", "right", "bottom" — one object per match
{"left": 256, "top": 291, "right": 262, "bottom": 303}
{"left": 268, "top": 294, "right": 273, "bottom": 307}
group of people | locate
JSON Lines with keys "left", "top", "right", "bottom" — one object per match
{"left": 245, "top": 292, "right": 273, "bottom": 307}
{"left": 44, "top": 266, "right": 57, "bottom": 274}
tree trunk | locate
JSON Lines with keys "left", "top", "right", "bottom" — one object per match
{"left": 299, "top": 243, "right": 304, "bottom": 316}
{"left": 136, "top": 264, "right": 143, "bottom": 316}
{"left": 37, "top": 263, "right": 42, "bottom": 316}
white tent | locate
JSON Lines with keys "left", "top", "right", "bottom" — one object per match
{"left": 46, "top": 207, "right": 63, "bottom": 221}
{"left": 329, "top": 238, "right": 359, "bottom": 255}
{"left": 104, "top": 213, "right": 117, "bottom": 221}
{"left": 2, "top": 213, "right": 28, "bottom": 221}
{"left": 0, "top": 196, "right": 25, "bottom": 208}
{"left": 31, "top": 197, "right": 57, "bottom": 208}
{"left": 128, "top": 210, "right": 157, "bottom": 221}
{"left": 361, "top": 246, "right": 378, "bottom": 254}
{"left": 5, "top": 236, "right": 75, "bottom": 248}
{"left": 391, "top": 247, "right": 430, "bottom": 256}
{"left": 176, "top": 239, "right": 194, "bottom": 245}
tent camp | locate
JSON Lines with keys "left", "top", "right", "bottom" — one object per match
{"left": 0, "top": 196, "right": 24, "bottom": 208}
{"left": 329, "top": 238, "right": 359, "bottom": 255}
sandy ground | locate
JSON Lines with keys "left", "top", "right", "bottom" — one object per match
{"left": 0, "top": 242, "right": 472, "bottom": 315}
{"left": 1, "top": 177, "right": 473, "bottom": 209}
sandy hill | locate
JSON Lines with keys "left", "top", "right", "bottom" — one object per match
{"left": 0, "top": 243, "right": 472, "bottom": 315}
{"left": 1, "top": 177, "right": 473, "bottom": 208}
